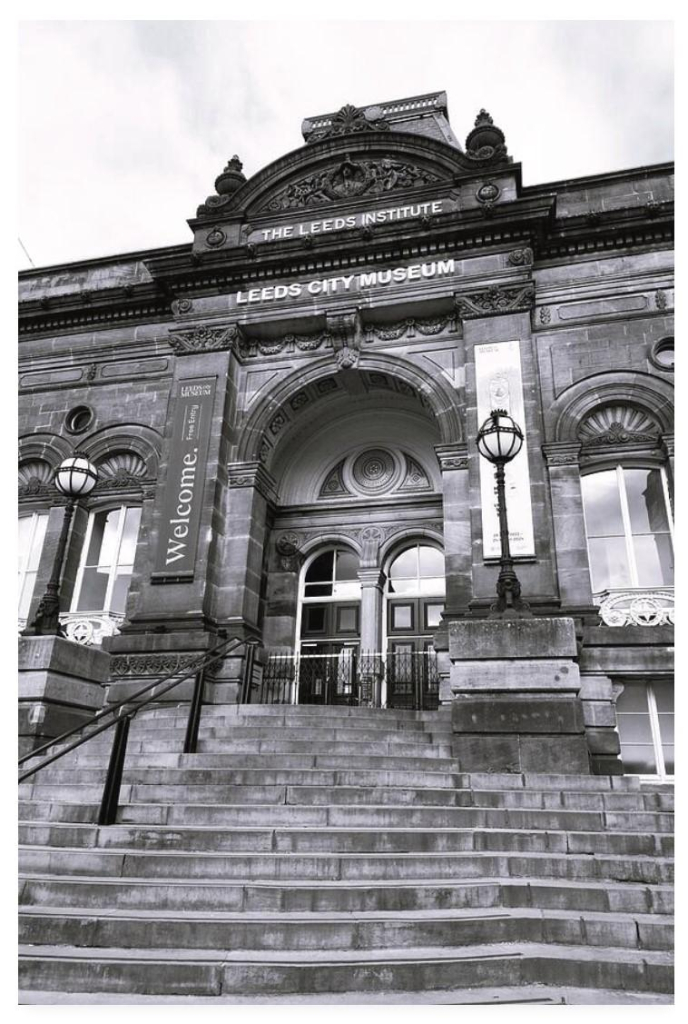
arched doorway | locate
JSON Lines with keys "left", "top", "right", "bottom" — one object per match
{"left": 297, "top": 545, "right": 362, "bottom": 705}
{"left": 384, "top": 542, "right": 446, "bottom": 709}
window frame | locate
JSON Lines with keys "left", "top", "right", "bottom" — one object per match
{"left": 18, "top": 511, "right": 49, "bottom": 619}
{"left": 70, "top": 504, "right": 142, "bottom": 615}
{"left": 580, "top": 463, "right": 674, "bottom": 594}
{"left": 615, "top": 678, "right": 674, "bottom": 779}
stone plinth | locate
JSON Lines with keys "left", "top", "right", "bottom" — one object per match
{"left": 448, "top": 617, "right": 590, "bottom": 774}
{"left": 18, "top": 636, "right": 109, "bottom": 757}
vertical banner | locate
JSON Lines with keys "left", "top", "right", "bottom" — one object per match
{"left": 475, "top": 341, "right": 535, "bottom": 558}
{"left": 154, "top": 376, "right": 216, "bottom": 578}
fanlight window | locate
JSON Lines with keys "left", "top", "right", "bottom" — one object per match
{"left": 581, "top": 467, "right": 673, "bottom": 593}
{"left": 387, "top": 544, "right": 446, "bottom": 596}
{"left": 303, "top": 547, "right": 360, "bottom": 600}
{"left": 18, "top": 513, "right": 49, "bottom": 618}
{"left": 71, "top": 506, "right": 142, "bottom": 614}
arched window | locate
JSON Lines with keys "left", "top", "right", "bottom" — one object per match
{"left": 303, "top": 547, "right": 361, "bottom": 601}
{"left": 18, "top": 512, "right": 49, "bottom": 620}
{"left": 580, "top": 466, "right": 673, "bottom": 593}
{"left": 71, "top": 506, "right": 142, "bottom": 615}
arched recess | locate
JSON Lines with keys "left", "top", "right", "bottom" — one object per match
{"left": 200, "top": 131, "right": 469, "bottom": 221}
{"left": 76, "top": 424, "right": 163, "bottom": 480}
{"left": 19, "top": 432, "right": 73, "bottom": 469}
{"left": 236, "top": 352, "right": 463, "bottom": 474}
{"left": 552, "top": 371, "right": 674, "bottom": 443}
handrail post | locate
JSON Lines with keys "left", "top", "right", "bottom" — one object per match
{"left": 240, "top": 643, "right": 256, "bottom": 705}
{"left": 97, "top": 715, "right": 130, "bottom": 826}
{"left": 183, "top": 669, "right": 205, "bottom": 754}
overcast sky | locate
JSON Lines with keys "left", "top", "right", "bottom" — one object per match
{"left": 17, "top": 19, "right": 674, "bottom": 270}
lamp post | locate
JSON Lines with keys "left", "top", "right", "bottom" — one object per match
{"left": 22, "top": 455, "right": 98, "bottom": 637}
{"left": 476, "top": 409, "right": 531, "bottom": 618}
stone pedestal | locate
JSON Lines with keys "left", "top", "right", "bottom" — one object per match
{"left": 19, "top": 636, "right": 109, "bottom": 757}
{"left": 448, "top": 617, "right": 590, "bottom": 774}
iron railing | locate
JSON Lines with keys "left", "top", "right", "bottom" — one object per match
{"left": 244, "top": 650, "right": 439, "bottom": 711}
{"left": 19, "top": 633, "right": 254, "bottom": 825}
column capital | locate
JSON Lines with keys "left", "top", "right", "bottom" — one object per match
{"left": 541, "top": 442, "right": 582, "bottom": 467}
{"left": 661, "top": 432, "right": 674, "bottom": 458}
{"left": 227, "top": 461, "right": 277, "bottom": 502}
{"left": 357, "top": 568, "right": 386, "bottom": 590}
{"left": 435, "top": 443, "right": 469, "bottom": 472}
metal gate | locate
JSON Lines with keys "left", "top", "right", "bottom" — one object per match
{"left": 242, "top": 650, "right": 439, "bottom": 710}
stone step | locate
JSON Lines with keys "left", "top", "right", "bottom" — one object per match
{"left": 17, "top": 798, "right": 674, "bottom": 833}
{"left": 19, "top": 822, "right": 673, "bottom": 857}
{"left": 19, "top": 846, "right": 675, "bottom": 885}
{"left": 17, "top": 905, "right": 674, "bottom": 953}
{"left": 122, "top": 712, "right": 435, "bottom": 733}
{"left": 137, "top": 704, "right": 449, "bottom": 722}
{"left": 17, "top": 941, "right": 674, "bottom": 997}
{"left": 34, "top": 751, "right": 461, "bottom": 774}
{"left": 19, "top": 767, "right": 462, "bottom": 790}
{"left": 69, "top": 724, "right": 443, "bottom": 745}
{"left": 19, "top": 874, "right": 673, "bottom": 916}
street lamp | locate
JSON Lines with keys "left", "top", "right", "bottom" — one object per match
{"left": 476, "top": 409, "right": 531, "bottom": 618}
{"left": 22, "top": 454, "right": 98, "bottom": 637}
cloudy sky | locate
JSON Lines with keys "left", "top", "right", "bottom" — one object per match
{"left": 17, "top": 18, "right": 673, "bottom": 270}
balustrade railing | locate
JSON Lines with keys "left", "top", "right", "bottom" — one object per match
{"left": 244, "top": 650, "right": 440, "bottom": 711}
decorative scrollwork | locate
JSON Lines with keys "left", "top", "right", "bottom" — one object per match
{"left": 262, "top": 157, "right": 441, "bottom": 212}
{"left": 455, "top": 284, "right": 535, "bottom": 319}
{"left": 110, "top": 652, "right": 200, "bottom": 676}
{"left": 598, "top": 589, "right": 674, "bottom": 627}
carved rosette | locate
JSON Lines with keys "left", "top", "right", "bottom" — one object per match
{"left": 455, "top": 284, "right": 535, "bottom": 319}
{"left": 275, "top": 532, "right": 302, "bottom": 572}
{"left": 597, "top": 589, "right": 674, "bottom": 627}
{"left": 168, "top": 323, "right": 242, "bottom": 355}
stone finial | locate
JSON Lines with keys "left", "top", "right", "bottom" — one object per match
{"left": 465, "top": 109, "right": 509, "bottom": 165}
{"left": 215, "top": 154, "right": 247, "bottom": 196}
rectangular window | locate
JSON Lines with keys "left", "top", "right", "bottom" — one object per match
{"left": 390, "top": 602, "right": 414, "bottom": 631}
{"left": 18, "top": 513, "right": 49, "bottom": 619}
{"left": 616, "top": 679, "right": 674, "bottom": 778}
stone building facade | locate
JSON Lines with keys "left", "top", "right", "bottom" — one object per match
{"left": 18, "top": 92, "right": 674, "bottom": 778}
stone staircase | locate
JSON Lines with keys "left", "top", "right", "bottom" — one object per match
{"left": 19, "top": 703, "right": 674, "bottom": 1003}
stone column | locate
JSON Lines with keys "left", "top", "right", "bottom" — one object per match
{"left": 542, "top": 442, "right": 595, "bottom": 611}
{"left": 358, "top": 569, "right": 385, "bottom": 653}
{"left": 434, "top": 444, "right": 472, "bottom": 613}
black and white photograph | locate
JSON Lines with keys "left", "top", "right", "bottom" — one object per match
{"left": 16, "top": 8, "right": 675, "bottom": 1009}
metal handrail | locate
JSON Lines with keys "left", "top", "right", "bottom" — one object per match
{"left": 18, "top": 633, "right": 249, "bottom": 782}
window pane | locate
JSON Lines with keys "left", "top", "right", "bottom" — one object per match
{"left": 332, "top": 580, "right": 361, "bottom": 600}
{"left": 18, "top": 517, "right": 33, "bottom": 573}
{"left": 86, "top": 510, "right": 120, "bottom": 567}
{"left": 110, "top": 570, "right": 132, "bottom": 615}
{"left": 624, "top": 469, "right": 670, "bottom": 534}
{"left": 389, "top": 547, "right": 418, "bottom": 579}
{"left": 29, "top": 514, "right": 48, "bottom": 570}
{"left": 662, "top": 747, "right": 674, "bottom": 775}
{"left": 616, "top": 683, "right": 649, "bottom": 713}
{"left": 18, "top": 571, "right": 37, "bottom": 619}
{"left": 337, "top": 606, "right": 358, "bottom": 632}
{"left": 588, "top": 537, "right": 632, "bottom": 591}
{"left": 306, "top": 551, "right": 334, "bottom": 583}
{"left": 418, "top": 546, "right": 444, "bottom": 577}
{"left": 119, "top": 507, "right": 142, "bottom": 566}
{"left": 653, "top": 684, "right": 674, "bottom": 713}
{"left": 657, "top": 716, "right": 674, "bottom": 745}
{"left": 303, "top": 606, "right": 326, "bottom": 633}
{"left": 425, "top": 603, "right": 444, "bottom": 629}
{"left": 633, "top": 534, "right": 674, "bottom": 587}
{"left": 581, "top": 471, "right": 625, "bottom": 536}
{"left": 335, "top": 549, "right": 359, "bottom": 581}
{"left": 304, "top": 582, "right": 333, "bottom": 597}
{"left": 387, "top": 578, "right": 417, "bottom": 596}
{"left": 616, "top": 713, "right": 653, "bottom": 744}
{"left": 418, "top": 576, "right": 446, "bottom": 597}
{"left": 392, "top": 604, "right": 413, "bottom": 630}
{"left": 76, "top": 566, "right": 109, "bottom": 611}
{"left": 620, "top": 744, "right": 658, "bottom": 775}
